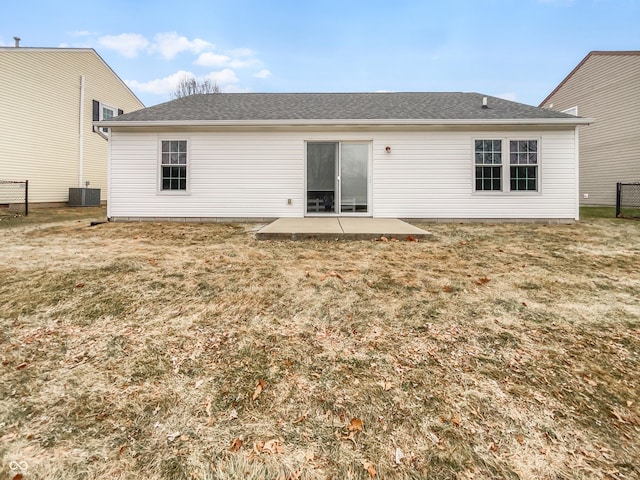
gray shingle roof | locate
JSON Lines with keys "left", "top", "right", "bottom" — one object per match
{"left": 109, "top": 92, "right": 581, "bottom": 123}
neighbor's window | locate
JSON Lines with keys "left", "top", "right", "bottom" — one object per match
{"left": 509, "top": 140, "right": 538, "bottom": 191}
{"left": 474, "top": 140, "right": 502, "bottom": 191}
{"left": 100, "top": 105, "right": 115, "bottom": 133}
{"left": 161, "top": 140, "right": 188, "bottom": 191}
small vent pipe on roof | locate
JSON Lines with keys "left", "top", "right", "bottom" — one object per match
{"left": 13, "top": 36, "right": 21, "bottom": 47}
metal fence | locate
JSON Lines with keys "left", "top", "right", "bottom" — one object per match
{"left": 616, "top": 182, "right": 640, "bottom": 219}
{"left": 0, "top": 180, "right": 29, "bottom": 216}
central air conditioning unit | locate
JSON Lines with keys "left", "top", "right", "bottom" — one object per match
{"left": 68, "top": 188, "right": 101, "bottom": 207}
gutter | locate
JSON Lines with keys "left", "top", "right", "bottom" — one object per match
{"left": 95, "top": 117, "right": 595, "bottom": 129}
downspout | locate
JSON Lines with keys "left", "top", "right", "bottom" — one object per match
{"left": 574, "top": 125, "right": 580, "bottom": 221}
{"left": 79, "top": 75, "right": 85, "bottom": 188}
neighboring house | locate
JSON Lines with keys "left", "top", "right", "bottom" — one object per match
{"left": 97, "top": 92, "right": 590, "bottom": 222}
{"left": 539, "top": 51, "right": 640, "bottom": 206}
{"left": 0, "top": 46, "right": 144, "bottom": 205}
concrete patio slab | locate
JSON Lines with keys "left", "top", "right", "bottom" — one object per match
{"left": 256, "top": 217, "right": 432, "bottom": 241}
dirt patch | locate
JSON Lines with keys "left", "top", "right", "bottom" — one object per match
{"left": 1, "top": 212, "right": 639, "bottom": 479}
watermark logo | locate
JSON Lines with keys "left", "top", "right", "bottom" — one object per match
{"left": 9, "top": 460, "right": 28, "bottom": 472}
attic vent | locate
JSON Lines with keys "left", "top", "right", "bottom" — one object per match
{"left": 13, "top": 36, "right": 21, "bottom": 47}
{"left": 482, "top": 97, "right": 488, "bottom": 109}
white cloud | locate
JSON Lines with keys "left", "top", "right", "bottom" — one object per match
{"left": 127, "top": 69, "right": 241, "bottom": 96}
{"left": 205, "top": 69, "right": 240, "bottom": 87}
{"left": 495, "top": 92, "right": 518, "bottom": 102}
{"left": 229, "top": 47, "right": 255, "bottom": 57}
{"left": 152, "top": 32, "right": 213, "bottom": 60}
{"left": 127, "top": 70, "right": 194, "bottom": 95}
{"left": 194, "top": 52, "right": 231, "bottom": 67}
{"left": 253, "top": 69, "right": 272, "bottom": 79}
{"left": 229, "top": 57, "right": 261, "bottom": 68}
{"left": 99, "top": 33, "right": 150, "bottom": 58}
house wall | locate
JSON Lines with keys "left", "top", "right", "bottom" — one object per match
{"left": 540, "top": 52, "right": 640, "bottom": 206}
{"left": 0, "top": 48, "right": 144, "bottom": 204}
{"left": 108, "top": 128, "right": 578, "bottom": 221}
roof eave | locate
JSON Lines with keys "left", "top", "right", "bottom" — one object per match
{"left": 95, "top": 117, "right": 593, "bottom": 128}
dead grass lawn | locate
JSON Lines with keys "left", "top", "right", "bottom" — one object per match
{"left": 1, "top": 209, "right": 639, "bottom": 479}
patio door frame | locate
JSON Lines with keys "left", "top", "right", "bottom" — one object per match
{"left": 304, "top": 140, "right": 372, "bottom": 217}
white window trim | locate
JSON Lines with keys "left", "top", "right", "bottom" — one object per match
{"left": 157, "top": 138, "right": 191, "bottom": 195}
{"left": 472, "top": 137, "right": 541, "bottom": 194}
{"left": 99, "top": 103, "right": 117, "bottom": 134}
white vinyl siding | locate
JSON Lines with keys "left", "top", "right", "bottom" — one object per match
{"left": 108, "top": 128, "right": 578, "bottom": 221}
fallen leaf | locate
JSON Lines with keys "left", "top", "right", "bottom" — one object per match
{"left": 262, "top": 439, "right": 285, "bottom": 454}
{"left": 252, "top": 379, "right": 267, "bottom": 400}
{"left": 16, "top": 363, "right": 28, "bottom": 370}
{"left": 451, "top": 416, "right": 461, "bottom": 427}
{"left": 348, "top": 418, "right": 363, "bottom": 432}
{"left": 12, "top": 474, "right": 23, "bottom": 480}
{"left": 292, "top": 413, "right": 307, "bottom": 424}
{"left": 229, "top": 409, "right": 238, "bottom": 420}
{"left": 362, "top": 460, "right": 376, "bottom": 478}
{"left": 330, "top": 271, "right": 345, "bottom": 280}
{"left": 229, "top": 437, "right": 243, "bottom": 451}
{"left": 75, "top": 283, "right": 85, "bottom": 288}
{"left": 378, "top": 380, "right": 392, "bottom": 391}
{"left": 517, "top": 434, "right": 524, "bottom": 445}
{"left": 253, "top": 441, "right": 265, "bottom": 454}
{"left": 380, "top": 236, "right": 389, "bottom": 242}
{"left": 442, "top": 285, "right": 453, "bottom": 293}
{"left": 406, "top": 235, "right": 418, "bottom": 242}
{"left": 117, "top": 444, "right": 126, "bottom": 458}
{"left": 394, "top": 447, "right": 405, "bottom": 465}
{"left": 427, "top": 431, "right": 440, "bottom": 444}
{"left": 489, "top": 442, "right": 498, "bottom": 452}
{"left": 475, "top": 276, "right": 491, "bottom": 286}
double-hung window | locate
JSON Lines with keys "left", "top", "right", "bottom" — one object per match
{"left": 509, "top": 140, "right": 538, "bottom": 191}
{"left": 474, "top": 139, "right": 539, "bottom": 192}
{"left": 100, "top": 105, "right": 115, "bottom": 134}
{"left": 161, "top": 140, "right": 188, "bottom": 191}
{"left": 475, "top": 140, "right": 502, "bottom": 191}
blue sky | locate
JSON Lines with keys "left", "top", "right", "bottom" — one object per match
{"left": 2, "top": 0, "right": 638, "bottom": 107}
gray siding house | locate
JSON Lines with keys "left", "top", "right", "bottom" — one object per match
{"left": 97, "top": 92, "right": 590, "bottom": 222}
{"left": 540, "top": 51, "right": 640, "bottom": 206}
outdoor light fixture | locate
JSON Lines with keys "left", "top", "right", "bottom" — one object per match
{"left": 385, "top": 146, "right": 391, "bottom": 153}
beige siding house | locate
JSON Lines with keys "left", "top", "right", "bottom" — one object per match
{"left": 539, "top": 51, "right": 640, "bottom": 206}
{"left": 0, "top": 47, "right": 144, "bottom": 204}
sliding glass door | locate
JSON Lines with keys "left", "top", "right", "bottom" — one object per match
{"left": 306, "top": 142, "right": 369, "bottom": 215}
